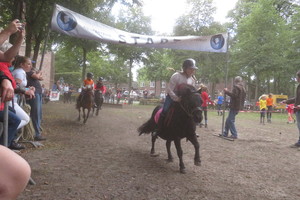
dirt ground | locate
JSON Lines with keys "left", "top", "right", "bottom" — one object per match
{"left": 17, "top": 102, "right": 300, "bottom": 200}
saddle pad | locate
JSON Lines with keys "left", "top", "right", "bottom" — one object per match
{"left": 154, "top": 108, "right": 163, "bottom": 124}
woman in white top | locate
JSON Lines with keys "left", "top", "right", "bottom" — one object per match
{"left": 12, "top": 56, "right": 35, "bottom": 129}
{"left": 162, "top": 58, "right": 198, "bottom": 114}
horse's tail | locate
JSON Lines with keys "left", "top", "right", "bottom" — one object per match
{"left": 138, "top": 105, "right": 161, "bottom": 135}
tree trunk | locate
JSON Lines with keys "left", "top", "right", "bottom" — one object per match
{"left": 9, "top": 0, "right": 25, "bottom": 45}
{"left": 254, "top": 72, "right": 260, "bottom": 101}
{"left": 128, "top": 58, "right": 133, "bottom": 91}
{"left": 32, "top": 32, "right": 43, "bottom": 68}
{"left": 81, "top": 47, "right": 87, "bottom": 82}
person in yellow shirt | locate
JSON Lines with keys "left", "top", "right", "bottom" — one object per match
{"left": 266, "top": 93, "right": 274, "bottom": 123}
{"left": 259, "top": 95, "right": 267, "bottom": 125}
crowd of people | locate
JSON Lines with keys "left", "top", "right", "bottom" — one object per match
{"left": 0, "top": 19, "right": 32, "bottom": 200}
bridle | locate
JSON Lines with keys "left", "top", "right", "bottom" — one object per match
{"left": 179, "top": 93, "right": 202, "bottom": 118}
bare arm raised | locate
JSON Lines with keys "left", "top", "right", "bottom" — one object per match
{"left": 0, "top": 19, "right": 25, "bottom": 62}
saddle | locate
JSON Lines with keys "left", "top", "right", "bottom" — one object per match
{"left": 155, "top": 107, "right": 175, "bottom": 128}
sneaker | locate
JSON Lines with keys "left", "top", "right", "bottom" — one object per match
{"left": 34, "top": 135, "right": 47, "bottom": 141}
{"left": 229, "top": 135, "right": 238, "bottom": 139}
{"left": 219, "top": 133, "right": 228, "bottom": 137}
{"left": 291, "top": 143, "right": 300, "bottom": 148}
{"left": 9, "top": 141, "right": 25, "bottom": 150}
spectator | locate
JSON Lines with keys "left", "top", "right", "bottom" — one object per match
{"left": 26, "top": 67, "right": 46, "bottom": 141}
{"left": 199, "top": 85, "right": 214, "bottom": 128}
{"left": 217, "top": 92, "right": 224, "bottom": 116}
{"left": 160, "top": 91, "right": 166, "bottom": 103}
{"left": 266, "top": 93, "right": 274, "bottom": 123}
{"left": 0, "top": 64, "right": 22, "bottom": 149}
{"left": 259, "top": 95, "right": 267, "bottom": 125}
{"left": 110, "top": 90, "right": 115, "bottom": 104}
{"left": 52, "top": 80, "right": 61, "bottom": 91}
{"left": 286, "top": 104, "right": 296, "bottom": 124}
{"left": 220, "top": 76, "right": 246, "bottom": 139}
{"left": 68, "top": 84, "right": 75, "bottom": 103}
{"left": 0, "top": 145, "right": 31, "bottom": 200}
{"left": 129, "top": 89, "right": 135, "bottom": 105}
{"left": 282, "top": 70, "right": 300, "bottom": 147}
{"left": 116, "top": 88, "right": 122, "bottom": 104}
{"left": 0, "top": 20, "right": 27, "bottom": 150}
{"left": 12, "top": 56, "right": 36, "bottom": 147}
{"left": 0, "top": 19, "right": 31, "bottom": 199}
{"left": 63, "top": 83, "right": 69, "bottom": 103}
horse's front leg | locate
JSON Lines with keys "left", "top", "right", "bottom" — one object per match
{"left": 174, "top": 138, "right": 185, "bottom": 174}
{"left": 84, "top": 109, "right": 91, "bottom": 124}
{"left": 188, "top": 134, "right": 201, "bottom": 166}
{"left": 166, "top": 140, "right": 173, "bottom": 162}
{"left": 83, "top": 108, "right": 87, "bottom": 124}
{"left": 77, "top": 109, "right": 81, "bottom": 121}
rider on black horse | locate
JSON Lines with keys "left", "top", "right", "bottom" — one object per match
{"left": 155, "top": 59, "right": 198, "bottom": 136}
{"left": 94, "top": 77, "right": 106, "bottom": 109}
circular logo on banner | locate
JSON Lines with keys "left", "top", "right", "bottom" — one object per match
{"left": 57, "top": 11, "right": 77, "bottom": 31}
{"left": 210, "top": 34, "right": 225, "bottom": 50}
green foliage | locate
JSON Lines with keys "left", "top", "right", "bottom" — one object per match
{"left": 230, "top": 0, "right": 294, "bottom": 100}
{"left": 138, "top": 49, "right": 175, "bottom": 83}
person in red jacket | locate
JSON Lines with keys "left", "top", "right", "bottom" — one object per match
{"left": 94, "top": 77, "right": 106, "bottom": 109}
{"left": 199, "top": 85, "right": 214, "bottom": 128}
{"left": 0, "top": 19, "right": 27, "bottom": 149}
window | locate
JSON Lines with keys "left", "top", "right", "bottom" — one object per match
{"left": 161, "top": 81, "right": 166, "bottom": 88}
{"left": 150, "top": 81, "right": 155, "bottom": 88}
{"left": 140, "top": 82, "right": 145, "bottom": 87}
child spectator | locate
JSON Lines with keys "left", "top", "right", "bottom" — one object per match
{"left": 286, "top": 104, "right": 296, "bottom": 124}
{"left": 266, "top": 93, "right": 274, "bottom": 123}
{"left": 259, "top": 95, "right": 267, "bottom": 125}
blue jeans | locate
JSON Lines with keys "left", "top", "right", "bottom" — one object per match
{"left": 296, "top": 111, "right": 300, "bottom": 144}
{"left": 0, "top": 108, "right": 21, "bottom": 146}
{"left": 162, "top": 95, "right": 173, "bottom": 115}
{"left": 223, "top": 109, "right": 239, "bottom": 137}
{"left": 27, "top": 93, "right": 42, "bottom": 137}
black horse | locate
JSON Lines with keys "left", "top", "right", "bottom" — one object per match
{"left": 138, "top": 84, "right": 203, "bottom": 173}
{"left": 94, "top": 90, "right": 103, "bottom": 116}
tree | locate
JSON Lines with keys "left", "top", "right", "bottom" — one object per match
{"left": 173, "top": 0, "right": 227, "bottom": 98}
{"left": 108, "top": 4, "right": 153, "bottom": 90}
{"left": 230, "top": 0, "right": 291, "bottom": 100}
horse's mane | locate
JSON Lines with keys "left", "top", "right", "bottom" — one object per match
{"left": 177, "top": 84, "right": 197, "bottom": 97}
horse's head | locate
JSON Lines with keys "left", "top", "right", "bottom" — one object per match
{"left": 177, "top": 84, "right": 203, "bottom": 123}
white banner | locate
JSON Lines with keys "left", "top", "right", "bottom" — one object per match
{"left": 49, "top": 91, "right": 60, "bottom": 101}
{"left": 51, "top": 4, "right": 228, "bottom": 53}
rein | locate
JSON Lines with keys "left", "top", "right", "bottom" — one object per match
{"left": 179, "top": 101, "right": 201, "bottom": 118}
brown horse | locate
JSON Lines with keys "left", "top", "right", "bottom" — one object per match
{"left": 76, "top": 88, "right": 94, "bottom": 124}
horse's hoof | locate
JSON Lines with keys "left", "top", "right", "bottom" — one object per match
{"left": 180, "top": 168, "right": 186, "bottom": 174}
{"left": 150, "top": 153, "right": 159, "bottom": 157}
{"left": 194, "top": 160, "right": 201, "bottom": 166}
{"left": 166, "top": 158, "right": 173, "bottom": 163}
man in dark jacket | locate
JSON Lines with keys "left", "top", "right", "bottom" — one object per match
{"left": 282, "top": 70, "right": 300, "bottom": 147}
{"left": 221, "top": 76, "right": 246, "bottom": 139}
